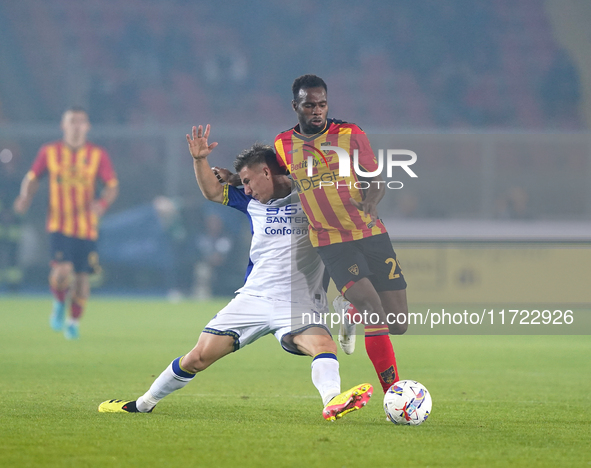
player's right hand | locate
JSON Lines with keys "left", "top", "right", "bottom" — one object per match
{"left": 187, "top": 124, "right": 218, "bottom": 160}
{"left": 13, "top": 196, "right": 30, "bottom": 214}
{"left": 212, "top": 167, "right": 242, "bottom": 186}
{"left": 349, "top": 197, "right": 378, "bottom": 228}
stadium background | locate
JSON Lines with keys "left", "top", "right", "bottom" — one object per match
{"left": 1, "top": 2, "right": 590, "bottom": 467}
{"left": 0, "top": 0, "right": 590, "bottom": 305}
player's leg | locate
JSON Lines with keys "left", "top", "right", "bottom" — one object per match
{"left": 48, "top": 261, "right": 73, "bottom": 331}
{"left": 366, "top": 237, "right": 408, "bottom": 336}
{"left": 283, "top": 325, "right": 372, "bottom": 421}
{"left": 360, "top": 234, "right": 408, "bottom": 391}
{"left": 48, "top": 234, "right": 73, "bottom": 329}
{"left": 290, "top": 326, "right": 337, "bottom": 356}
{"left": 63, "top": 238, "right": 100, "bottom": 339}
{"left": 290, "top": 328, "right": 342, "bottom": 405}
{"left": 343, "top": 279, "right": 400, "bottom": 393}
{"left": 378, "top": 288, "right": 408, "bottom": 335}
{"left": 99, "top": 332, "right": 235, "bottom": 413}
{"left": 176, "top": 330, "right": 236, "bottom": 373}
{"left": 99, "top": 294, "right": 258, "bottom": 413}
{"left": 332, "top": 294, "right": 357, "bottom": 354}
{"left": 64, "top": 272, "right": 89, "bottom": 339}
{"left": 318, "top": 241, "right": 396, "bottom": 394}
{"left": 134, "top": 332, "right": 235, "bottom": 412}
{"left": 344, "top": 277, "right": 388, "bottom": 324}
{"left": 317, "top": 239, "right": 391, "bottom": 324}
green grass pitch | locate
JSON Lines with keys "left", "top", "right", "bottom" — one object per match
{"left": 0, "top": 297, "right": 589, "bottom": 467}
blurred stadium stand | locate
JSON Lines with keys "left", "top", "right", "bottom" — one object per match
{"left": 0, "top": 0, "right": 586, "bottom": 129}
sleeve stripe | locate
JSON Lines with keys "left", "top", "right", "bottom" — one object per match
{"left": 222, "top": 184, "right": 229, "bottom": 205}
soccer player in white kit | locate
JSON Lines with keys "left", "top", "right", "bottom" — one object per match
{"left": 98, "top": 125, "right": 372, "bottom": 421}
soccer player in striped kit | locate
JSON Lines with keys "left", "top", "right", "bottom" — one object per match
{"left": 275, "top": 75, "right": 408, "bottom": 394}
{"left": 14, "top": 107, "right": 118, "bottom": 339}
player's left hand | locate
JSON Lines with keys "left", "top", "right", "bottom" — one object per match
{"left": 349, "top": 197, "right": 378, "bottom": 228}
{"left": 13, "top": 195, "right": 30, "bottom": 214}
{"left": 187, "top": 124, "right": 218, "bottom": 160}
{"left": 91, "top": 200, "right": 108, "bottom": 218}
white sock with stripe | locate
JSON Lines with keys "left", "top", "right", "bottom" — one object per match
{"left": 311, "top": 353, "right": 341, "bottom": 406}
{"left": 136, "top": 356, "right": 195, "bottom": 413}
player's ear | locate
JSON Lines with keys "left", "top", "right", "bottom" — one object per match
{"left": 291, "top": 100, "right": 298, "bottom": 112}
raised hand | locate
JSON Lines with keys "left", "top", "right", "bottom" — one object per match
{"left": 186, "top": 124, "right": 218, "bottom": 160}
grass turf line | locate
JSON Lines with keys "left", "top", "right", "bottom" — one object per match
{"left": 0, "top": 297, "right": 589, "bottom": 467}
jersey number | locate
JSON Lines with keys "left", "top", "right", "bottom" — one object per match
{"left": 385, "top": 258, "right": 403, "bottom": 280}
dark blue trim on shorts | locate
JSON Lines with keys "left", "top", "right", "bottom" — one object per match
{"left": 280, "top": 324, "right": 333, "bottom": 356}
{"left": 202, "top": 327, "right": 240, "bottom": 352}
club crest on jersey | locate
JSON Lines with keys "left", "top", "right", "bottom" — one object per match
{"left": 348, "top": 264, "right": 359, "bottom": 276}
{"left": 320, "top": 141, "right": 332, "bottom": 155}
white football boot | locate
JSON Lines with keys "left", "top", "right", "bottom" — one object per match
{"left": 332, "top": 295, "right": 357, "bottom": 355}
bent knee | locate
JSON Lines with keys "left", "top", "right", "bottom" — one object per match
{"left": 317, "top": 338, "right": 338, "bottom": 355}
{"left": 180, "top": 353, "right": 209, "bottom": 373}
{"left": 51, "top": 266, "right": 73, "bottom": 285}
{"left": 389, "top": 322, "right": 408, "bottom": 335}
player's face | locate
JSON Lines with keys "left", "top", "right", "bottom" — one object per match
{"left": 292, "top": 87, "right": 328, "bottom": 135}
{"left": 240, "top": 164, "right": 274, "bottom": 204}
{"left": 61, "top": 111, "right": 90, "bottom": 148}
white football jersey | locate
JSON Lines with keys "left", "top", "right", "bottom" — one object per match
{"left": 221, "top": 185, "right": 326, "bottom": 310}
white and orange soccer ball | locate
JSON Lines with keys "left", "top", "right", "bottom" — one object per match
{"left": 384, "top": 380, "right": 432, "bottom": 425}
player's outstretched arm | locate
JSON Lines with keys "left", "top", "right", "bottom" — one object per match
{"left": 187, "top": 124, "right": 223, "bottom": 203}
{"left": 13, "top": 174, "right": 39, "bottom": 214}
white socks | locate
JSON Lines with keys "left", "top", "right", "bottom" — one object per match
{"left": 135, "top": 354, "right": 341, "bottom": 412}
{"left": 136, "top": 357, "right": 195, "bottom": 413}
{"left": 311, "top": 354, "right": 341, "bottom": 406}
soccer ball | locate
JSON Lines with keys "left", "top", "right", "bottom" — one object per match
{"left": 384, "top": 380, "right": 432, "bottom": 425}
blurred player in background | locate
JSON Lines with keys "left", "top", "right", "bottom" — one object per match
{"left": 99, "top": 125, "right": 372, "bottom": 420}
{"left": 274, "top": 75, "right": 408, "bottom": 394}
{"left": 13, "top": 107, "right": 118, "bottom": 339}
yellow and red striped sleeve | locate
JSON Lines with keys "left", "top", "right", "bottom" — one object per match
{"left": 28, "top": 144, "right": 50, "bottom": 180}
{"left": 96, "top": 148, "right": 118, "bottom": 187}
{"left": 274, "top": 135, "right": 289, "bottom": 172}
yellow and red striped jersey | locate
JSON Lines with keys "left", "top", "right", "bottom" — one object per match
{"left": 274, "top": 119, "right": 387, "bottom": 247}
{"left": 27, "top": 141, "right": 118, "bottom": 240}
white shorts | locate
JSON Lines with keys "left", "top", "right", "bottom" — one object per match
{"left": 203, "top": 293, "right": 330, "bottom": 355}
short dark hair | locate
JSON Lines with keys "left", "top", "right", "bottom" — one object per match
{"left": 292, "top": 74, "right": 327, "bottom": 101}
{"left": 234, "top": 143, "right": 281, "bottom": 173}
